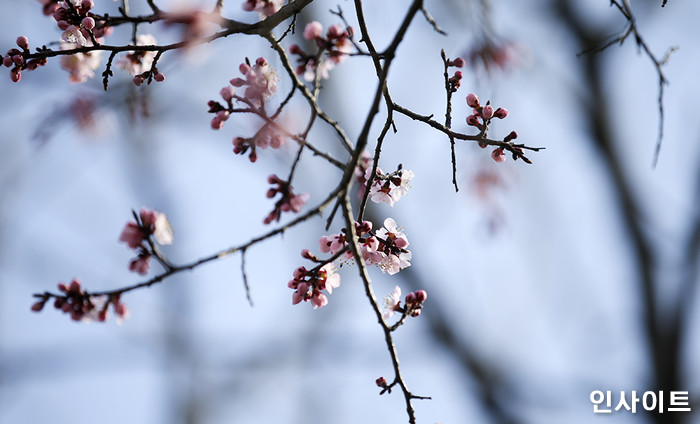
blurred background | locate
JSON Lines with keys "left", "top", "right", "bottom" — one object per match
{"left": 1, "top": 0, "right": 699, "bottom": 423}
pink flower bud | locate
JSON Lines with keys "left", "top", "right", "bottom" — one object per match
{"left": 453, "top": 70, "right": 463, "bottom": 80}
{"left": 248, "top": 151, "right": 257, "bottom": 162}
{"left": 10, "top": 67, "right": 21, "bottom": 82}
{"left": 415, "top": 290, "right": 427, "bottom": 303}
{"left": 3, "top": 55, "right": 12, "bottom": 68}
{"left": 266, "top": 188, "right": 277, "bottom": 198}
{"left": 81, "top": 17, "right": 95, "bottom": 30}
{"left": 466, "top": 114, "right": 480, "bottom": 127}
{"left": 230, "top": 77, "right": 246, "bottom": 87}
{"left": 16, "top": 36, "right": 29, "bottom": 50}
{"left": 239, "top": 63, "right": 250, "bottom": 74}
{"left": 491, "top": 147, "right": 506, "bottom": 163}
{"left": 210, "top": 116, "right": 223, "bottom": 130}
{"left": 25, "top": 59, "right": 40, "bottom": 71}
{"left": 327, "top": 24, "right": 343, "bottom": 38}
{"left": 466, "top": 93, "right": 480, "bottom": 108}
{"left": 304, "top": 22, "right": 323, "bottom": 40}
{"left": 153, "top": 71, "right": 165, "bottom": 82}
{"left": 220, "top": 86, "right": 235, "bottom": 102}
{"left": 216, "top": 110, "right": 229, "bottom": 121}
{"left": 57, "top": 20, "right": 70, "bottom": 31}
{"left": 452, "top": 57, "right": 465, "bottom": 68}
{"left": 482, "top": 105, "right": 494, "bottom": 120}
{"left": 81, "top": 0, "right": 95, "bottom": 10}
{"left": 12, "top": 55, "right": 24, "bottom": 65}
{"left": 376, "top": 377, "right": 387, "bottom": 387}
{"left": 268, "top": 174, "right": 281, "bottom": 184}
{"left": 494, "top": 107, "right": 509, "bottom": 119}
{"left": 504, "top": 131, "right": 518, "bottom": 142}
{"left": 31, "top": 300, "right": 46, "bottom": 312}
{"left": 289, "top": 44, "right": 301, "bottom": 55}
{"left": 133, "top": 75, "right": 145, "bottom": 86}
{"left": 69, "top": 279, "right": 82, "bottom": 293}
{"left": 405, "top": 292, "right": 416, "bottom": 305}
{"left": 478, "top": 141, "right": 488, "bottom": 149}
{"left": 255, "top": 57, "right": 267, "bottom": 67}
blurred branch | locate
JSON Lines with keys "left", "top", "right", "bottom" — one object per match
{"left": 577, "top": 0, "right": 675, "bottom": 167}
{"left": 555, "top": 1, "right": 686, "bottom": 423}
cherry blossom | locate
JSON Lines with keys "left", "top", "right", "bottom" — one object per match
{"left": 32, "top": 278, "right": 129, "bottom": 323}
{"left": 242, "top": 0, "right": 283, "bottom": 19}
{"left": 60, "top": 42, "right": 101, "bottom": 83}
{"left": 367, "top": 167, "right": 414, "bottom": 207}
{"left": 116, "top": 34, "right": 158, "bottom": 77}
{"left": 289, "top": 21, "right": 353, "bottom": 82}
{"left": 288, "top": 263, "right": 341, "bottom": 309}
{"left": 373, "top": 218, "right": 412, "bottom": 275}
{"left": 229, "top": 57, "right": 278, "bottom": 108}
{"left": 383, "top": 285, "right": 402, "bottom": 319}
{"left": 264, "top": 174, "right": 310, "bottom": 224}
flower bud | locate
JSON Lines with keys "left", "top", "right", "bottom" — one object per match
{"left": 12, "top": 55, "right": 24, "bottom": 65}
{"left": 10, "top": 67, "right": 21, "bottom": 82}
{"left": 31, "top": 300, "right": 46, "bottom": 312}
{"left": 415, "top": 290, "right": 427, "bottom": 303}
{"left": 482, "top": 105, "right": 494, "bottom": 120}
{"left": 376, "top": 377, "right": 388, "bottom": 387}
{"left": 466, "top": 93, "right": 480, "bottom": 108}
{"left": 494, "top": 107, "right": 509, "bottom": 119}
{"left": 133, "top": 75, "right": 145, "bottom": 86}
{"left": 153, "top": 71, "right": 165, "bottom": 82}
{"left": 504, "top": 131, "right": 518, "bottom": 142}
{"left": 466, "top": 114, "right": 480, "bottom": 127}
{"left": 81, "top": 17, "right": 95, "bottom": 30}
{"left": 451, "top": 57, "right": 465, "bottom": 68}
{"left": 3, "top": 55, "right": 13, "bottom": 68}
{"left": 289, "top": 44, "right": 301, "bottom": 55}
{"left": 220, "top": 86, "right": 235, "bottom": 102}
{"left": 16, "top": 36, "right": 29, "bottom": 50}
{"left": 491, "top": 147, "right": 506, "bottom": 163}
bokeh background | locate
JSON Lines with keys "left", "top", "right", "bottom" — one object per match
{"left": 1, "top": 1, "right": 699, "bottom": 423}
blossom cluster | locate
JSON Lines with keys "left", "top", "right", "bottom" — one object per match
{"left": 229, "top": 57, "right": 278, "bottom": 108}
{"left": 366, "top": 166, "right": 414, "bottom": 207}
{"left": 382, "top": 285, "right": 428, "bottom": 319}
{"left": 288, "top": 263, "right": 340, "bottom": 309}
{"left": 322, "top": 218, "right": 412, "bottom": 275}
{"left": 2, "top": 36, "right": 46, "bottom": 82}
{"left": 446, "top": 56, "right": 465, "bottom": 93}
{"left": 289, "top": 22, "right": 353, "bottom": 81}
{"left": 209, "top": 57, "right": 284, "bottom": 162}
{"left": 119, "top": 207, "right": 173, "bottom": 275}
{"left": 116, "top": 34, "right": 164, "bottom": 86}
{"left": 52, "top": 0, "right": 111, "bottom": 47}
{"left": 31, "top": 279, "right": 129, "bottom": 323}
{"left": 465, "top": 93, "right": 521, "bottom": 162}
{"left": 264, "top": 174, "right": 310, "bottom": 224}
{"left": 242, "top": 0, "right": 283, "bottom": 19}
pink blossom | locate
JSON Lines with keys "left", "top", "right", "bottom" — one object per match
{"left": 61, "top": 25, "right": 88, "bottom": 46}
{"left": 116, "top": 34, "right": 157, "bottom": 76}
{"left": 129, "top": 255, "right": 150, "bottom": 275}
{"left": 304, "top": 22, "right": 323, "bottom": 40}
{"left": 119, "top": 222, "right": 144, "bottom": 248}
{"left": 60, "top": 42, "right": 101, "bottom": 83}
{"left": 383, "top": 285, "right": 402, "bottom": 319}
